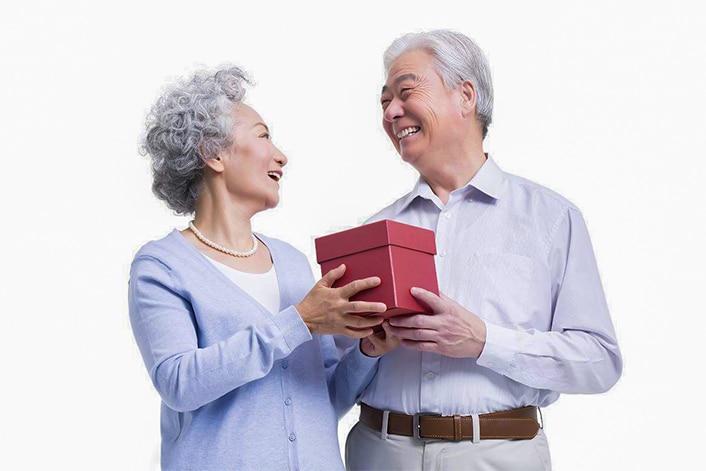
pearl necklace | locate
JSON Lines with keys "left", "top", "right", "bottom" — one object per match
{"left": 188, "top": 221, "right": 259, "bottom": 258}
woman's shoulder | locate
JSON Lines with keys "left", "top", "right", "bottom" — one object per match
{"left": 131, "top": 230, "right": 185, "bottom": 267}
{"left": 256, "top": 233, "right": 308, "bottom": 263}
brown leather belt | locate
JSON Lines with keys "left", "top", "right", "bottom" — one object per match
{"left": 359, "top": 403, "right": 540, "bottom": 441}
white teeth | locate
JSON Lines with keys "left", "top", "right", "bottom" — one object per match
{"left": 267, "top": 172, "right": 281, "bottom": 182}
{"left": 396, "top": 126, "right": 420, "bottom": 139}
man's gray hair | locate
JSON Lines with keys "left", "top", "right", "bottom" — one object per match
{"left": 383, "top": 30, "right": 493, "bottom": 138}
{"left": 140, "top": 66, "right": 250, "bottom": 215}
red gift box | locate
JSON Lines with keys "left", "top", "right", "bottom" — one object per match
{"left": 315, "top": 219, "right": 440, "bottom": 318}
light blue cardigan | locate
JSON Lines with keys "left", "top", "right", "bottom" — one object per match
{"left": 128, "top": 230, "right": 379, "bottom": 470}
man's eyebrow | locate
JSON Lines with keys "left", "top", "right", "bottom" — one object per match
{"left": 381, "top": 73, "right": 420, "bottom": 96}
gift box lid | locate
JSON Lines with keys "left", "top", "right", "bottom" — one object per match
{"left": 315, "top": 219, "right": 437, "bottom": 263}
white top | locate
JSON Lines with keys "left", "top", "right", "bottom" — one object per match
{"left": 207, "top": 258, "right": 281, "bottom": 315}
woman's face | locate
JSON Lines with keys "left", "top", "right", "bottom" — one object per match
{"left": 221, "top": 104, "right": 287, "bottom": 211}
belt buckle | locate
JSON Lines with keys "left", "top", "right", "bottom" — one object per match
{"left": 413, "top": 412, "right": 441, "bottom": 442}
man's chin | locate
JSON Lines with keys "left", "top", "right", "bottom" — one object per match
{"left": 400, "top": 151, "right": 420, "bottom": 165}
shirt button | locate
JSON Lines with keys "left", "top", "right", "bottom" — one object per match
{"left": 289, "top": 433, "right": 296, "bottom": 442}
{"left": 285, "top": 398, "right": 292, "bottom": 406}
{"left": 282, "top": 361, "right": 289, "bottom": 369}
{"left": 439, "top": 250, "right": 446, "bottom": 257}
{"left": 426, "top": 372, "right": 434, "bottom": 379}
{"left": 443, "top": 212, "right": 451, "bottom": 219}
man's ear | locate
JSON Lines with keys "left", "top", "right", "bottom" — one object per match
{"left": 459, "top": 80, "right": 477, "bottom": 117}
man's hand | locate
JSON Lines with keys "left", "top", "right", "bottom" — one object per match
{"left": 296, "top": 264, "right": 386, "bottom": 338}
{"left": 360, "top": 321, "right": 400, "bottom": 357}
{"left": 386, "top": 287, "right": 487, "bottom": 358}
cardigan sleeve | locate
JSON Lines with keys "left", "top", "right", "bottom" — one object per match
{"left": 128, "top": 255, "right": 312, "bottom": 412}
{"left": 320, "top": 335, "right": 380, "bottom": 418}
{"left": 294, "top": 260, "right": 380, "bottom": 418}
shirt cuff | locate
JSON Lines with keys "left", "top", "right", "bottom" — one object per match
{"left": 476, "top": 322, "right": 522, "bottom": 375}
{"left": 274, "top": 305, "right": 313, "bottom": 352}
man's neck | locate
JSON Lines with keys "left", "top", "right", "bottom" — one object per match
{"left": 418, "top": 149, "right": 487, "bottom": 205}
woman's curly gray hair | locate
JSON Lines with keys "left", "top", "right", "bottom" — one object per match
{"left": 140, "top": 66, "right": 250, "bottom": 215}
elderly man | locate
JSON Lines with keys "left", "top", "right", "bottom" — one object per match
{"left": 345, "top": 30, "right": 622, "bottom": 470}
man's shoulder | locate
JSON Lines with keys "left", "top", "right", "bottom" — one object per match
{"left": 364, "top": 191, "right": 415, "bottom": 224}
{"left": 504, "top": 171, "right": 580, "bottom": 215}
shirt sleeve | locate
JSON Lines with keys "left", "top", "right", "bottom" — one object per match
{"left": 128, "top": 255, "right": 312, "bottom": 412}
{"left": 477, "top": 208, "right": 623, "bottom": 394}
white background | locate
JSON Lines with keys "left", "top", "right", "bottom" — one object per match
{"left": 1, "top": 0, "right": 704, "bottom": 469}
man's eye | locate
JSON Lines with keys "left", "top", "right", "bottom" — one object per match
{"left": 400, "top": 88, "right": 412, "bottom": 96}
{"left": 381, "top": 100, "right": 390, "bottom": 109}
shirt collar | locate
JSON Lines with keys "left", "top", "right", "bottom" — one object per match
{"left": 468, "top": 155, "right": 507, "bottom": 200}
{"left": 398, "top": 155, "right": 507, "bottom": 212}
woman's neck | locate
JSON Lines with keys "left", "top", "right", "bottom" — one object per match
{"left": 191, "top": 188, "right": 256, "bottom": 251}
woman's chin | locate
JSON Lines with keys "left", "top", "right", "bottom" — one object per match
{"left": 264, "top": 195, "right": 280, "bottom": 210}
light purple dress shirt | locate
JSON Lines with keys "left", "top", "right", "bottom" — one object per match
{"left": 359, "top": 156, "right": 622, "bottom": 415}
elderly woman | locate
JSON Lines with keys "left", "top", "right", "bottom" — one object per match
{"left": 129, "top": 66, "right": 396, "bottom": 470}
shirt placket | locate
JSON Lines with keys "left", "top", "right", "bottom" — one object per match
{"left": 419, "top": 204, "right": 450, "bottom": 414}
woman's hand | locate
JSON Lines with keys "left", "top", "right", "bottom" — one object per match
{"left": 296, "top": 264, "right": 386, "bottom": 338}
{"left": 360, "top": 321, "right": 400, "bottom": 357}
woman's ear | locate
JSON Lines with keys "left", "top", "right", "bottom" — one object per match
{"left": 200, "top": 145, "right": 226, "bottom": 173}
{"left": 459, "top": 80, "right": 477, "bottom": 118}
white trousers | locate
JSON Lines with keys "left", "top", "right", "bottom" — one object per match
{"left": 345, "top": 422, "right": 552, "bottom": 471}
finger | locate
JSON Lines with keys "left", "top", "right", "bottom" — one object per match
{"left": 439, "top": 291, "right": 452, "bottom": 302}
{"left": 380, "top": 321, "right": 396, "bottom": 339}
{"left": 410, "top": 287, "right": 446, "bottom": 313}
{"left": 366, "top": 335, "right": 388, "bottom": 353}
{"left": 344, "top": 313, "right": 384, "bottom": 328}
{"left": 339, "top": 277, "right": 381, "bottom": 299}
{"left": 386, "top": 325, "right": 437, "bottom": 342}
{"left": 400, "top": 339, "right": 438, "bottom": 352}
{"left": 320, "top": 264, "right": 346, "bottom": 288}
{"left": 342, "top": 327, "right": 374, "bottom": 338}
{"left": 388, "top": 313, "right": 442, "bottom": 330}
{"left": 346, "top": 301, "right": 387, "bottom": 314}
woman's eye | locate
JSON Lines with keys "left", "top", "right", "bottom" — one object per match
{"left": 260, "top": 133, "right": 271, "bottom": 139}
{"left": 381, "top": 100, "right": 390, "bottom": 109}
{"left": 400, "top": 88, "right": 412, "bottom": 96}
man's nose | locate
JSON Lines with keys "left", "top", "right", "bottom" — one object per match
{"left": 383, "top": 98, "right": 404, "bottom": 122}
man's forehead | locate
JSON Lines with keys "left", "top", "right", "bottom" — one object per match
{"left": 382, "top": 51, "right": 435, "bottom": 94}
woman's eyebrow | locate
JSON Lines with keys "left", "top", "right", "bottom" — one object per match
{"left": 252, "top": 122, "right": 270, "bottom": 132}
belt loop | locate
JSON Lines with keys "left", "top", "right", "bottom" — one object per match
{"left": 453, "top": 415, "right": 462, "bottom": 441}
{"left": 380, "top": 410, "right": 390, "bottom": 441}
{"left": 471, "top": 414, "right": 480, "bottom": 444}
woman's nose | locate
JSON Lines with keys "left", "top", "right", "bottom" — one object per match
{"left": 274, "top": 146, "right": 288, "bottom": 167}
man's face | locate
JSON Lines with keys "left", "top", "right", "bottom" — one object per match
{"left": 380, "top": 50, "right": 465, "bottom": 169}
